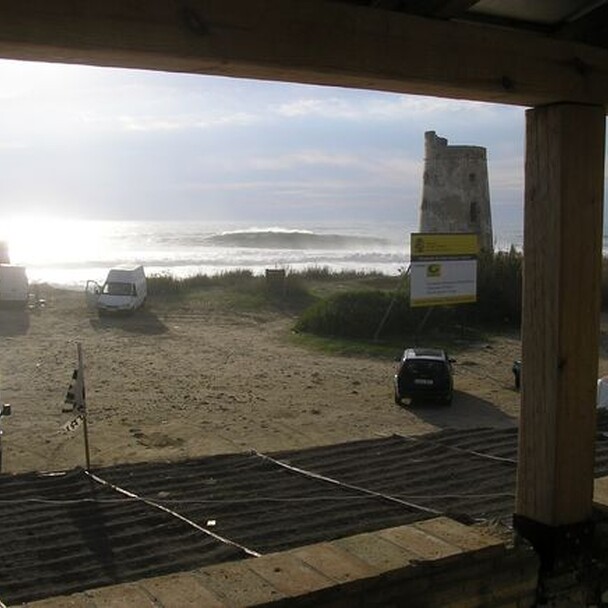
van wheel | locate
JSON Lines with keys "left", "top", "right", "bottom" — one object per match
{"left": 394, "top": 393, "right": 403, "bottom": 406}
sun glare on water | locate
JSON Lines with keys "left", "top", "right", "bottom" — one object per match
{"left": 0, "top": 217, "right": 106, "bottom": 267}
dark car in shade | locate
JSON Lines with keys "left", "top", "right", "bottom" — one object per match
{"left": 512, "top": 360, "right": 521, "bottom": 390}
{"left": 394, "top": 348, "right": 454, "bottom": 405}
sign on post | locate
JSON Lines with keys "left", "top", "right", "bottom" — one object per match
{"left": 60, "top": 343, "right": 91, "bottom": 470}
{"left": 410, "top": 233, "right": 478, "bottom": 307}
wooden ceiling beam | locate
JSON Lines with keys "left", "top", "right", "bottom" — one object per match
{"left": 433, "top": 0, "right": 481, "bottom": 19}
{"left": 556, "top": 3, "right": 608, "bottom": 47}
{"left": 0, "top": 0, "right": 606, "bottom": 108}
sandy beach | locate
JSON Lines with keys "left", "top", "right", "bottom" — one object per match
{"left": 0, "top": 286, "right": 535, "bottom": 475}
{"left": 5, "top": 284, "right": 608, "bottom": 606}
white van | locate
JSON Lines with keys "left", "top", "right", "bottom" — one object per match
{"left": 0, "top": 264, "right": 28, "bottom": 307}
{"left": 86, "top": 265, "right": 147, "bottom": 314}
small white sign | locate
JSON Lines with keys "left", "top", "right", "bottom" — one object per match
{"left": 61, "top": 414, "right": 84, "bottom": 433}
{"left": 410, "top": 259, "right": 477, "bottom": 307}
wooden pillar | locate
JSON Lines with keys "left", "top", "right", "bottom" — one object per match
{"left": 516, "top": 103, "right": 606, "bottom": 527}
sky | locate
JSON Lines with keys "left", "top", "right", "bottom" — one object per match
{"left": 0, "top": 59, "right": 532, "bottom": 227}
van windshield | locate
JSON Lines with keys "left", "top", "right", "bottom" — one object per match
{"left": 103, "top": 282, "right": 135, "bottom": 296}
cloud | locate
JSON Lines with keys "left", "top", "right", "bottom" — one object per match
{"left": 118, "top": 115, "right": 188, "bottom": 132}
{"left": 276, "top": 98, "right": 360, "bottom": 118}
{"left": 489, "top": 158, "right": 525, "bottom": 190}
{"left": 115, "top": 111, "right": 260, "bottom": 132}
{"left": 0, "top": 141, "right": 27, "bottom": 150}
{"left": 246, "top": 150, "right": 421, "bottom": 192}
{"left": 249, "top": 150, "right": 363, "bottom": 170}
{"left": 274, "top": 93, "right": 513, "bottom": 124}
{"left": 0, "top": 59, "right": 536, "bottom": 223}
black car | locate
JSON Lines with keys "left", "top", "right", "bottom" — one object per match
{"left": 512, "top": 360, "right": 521, "bottom": 390}
{"left": 394, "top": 348, "right": 454, "bottom": 405}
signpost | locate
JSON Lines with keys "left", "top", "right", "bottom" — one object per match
{"left": 62, "top": 342, "right": 91, "bottom": 471}
{"left": 410, "top": 233, "right": 478, "bottom": 308}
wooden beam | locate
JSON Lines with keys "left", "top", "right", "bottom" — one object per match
{"left": 516, "top": 103, "right": 606, "bottom": 526}
{"left": 0, "top": 1, "right": 606, "bottom": 108}
{"left": 556, "top": 3, "right": 608, "bottom": 48}
{"left": 433, "top": 0, "right": 481, "bottom": 19}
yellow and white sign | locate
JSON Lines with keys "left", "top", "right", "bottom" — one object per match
{"left": 410, "top": 233, "right": 478, "bottom": 307}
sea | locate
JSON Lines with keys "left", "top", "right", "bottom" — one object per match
{"left": 0, "top": 218, "right": 525, "bottom": 290}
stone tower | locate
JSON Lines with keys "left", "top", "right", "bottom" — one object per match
{"left": 419, "top": 131, "right": 493, "bottom": 252}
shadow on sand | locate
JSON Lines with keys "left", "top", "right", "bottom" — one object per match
{"left": 89, "top": 309, "right": 168, "bottom": 335}
{"left": 0, "top": 308, "right": 30, "bottom": 336}
{"left": 406, "top": 390, "right": 517, "bottom": 430}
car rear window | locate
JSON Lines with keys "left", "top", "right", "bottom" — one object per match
{"left": 402, "top": 360, "right": 447, "bottom": 375}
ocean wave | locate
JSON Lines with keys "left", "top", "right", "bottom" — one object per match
{"left": 28, "top": 251, "right": 406, "bottom": 272}
{"left": 203, "top": 229, "right": 390, "bottom": 250}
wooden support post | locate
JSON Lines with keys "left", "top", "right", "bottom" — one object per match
{"left": 516, "top": 103, "right": 606, "bottom": 528}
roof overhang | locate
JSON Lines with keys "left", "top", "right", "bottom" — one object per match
{"left": 0, "top": 0, "right": 606, "bottom": 109}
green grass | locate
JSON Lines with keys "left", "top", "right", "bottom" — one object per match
{"left": 148, "top": 270, "right": 257, "bottom": 295}
{"left": 288, "top": 331, "right": 401, "bottom": 359}
{"left": 147, "top": 255, "right": 525, "bottom": 337}
{"left": 148, "top": 269, "right": 316, "bottom": 315}
{"left": 141, "top": 250, "right": 608, "bottom": 356}
{"left": 296, "top": 266, "right": 402, "bottom": 298}
{"left": 289, "top": 324, "right": 488, "bottom": 359}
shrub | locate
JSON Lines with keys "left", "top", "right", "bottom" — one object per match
{"left": 147, "top": 273, "right": 184, "bottom": 295}
{"left": 296, "top": 266, "right": 386, "bottom": 282}
{"left": 147, "top": 269, "right": 315, "bottom": 311}
{"left": 148, "top": 270, "right": 256, "bottom": 295}
{"left": 295, "top": 290, "right": 440, "bottom": 339}
{"left": 476, "top": 246, "right": 523, "bottom": 325}
{"left": 295, "top": 249, "right": 525, "bottom": 340}
{"left": 296, "top": 291, "right": 390, "bottom": 338}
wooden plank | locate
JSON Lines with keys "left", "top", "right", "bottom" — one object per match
{"left": 293, "top": 542, "right": 379, "bottom": 582}
{"left": 247, "top": 553, "right": 334, "bottom": 597}
{"left": 516, "top": 103, "right": 606, "bottom": 525}
{"left": 379, "top": 525, "right": 463, "bottom": 561}
{"left": 413, "top": 517, "right": 505, "bottom": 555}
{"left": 141, "top": 573, "right": 228, "bottom": 608}
{"left": 0, "top": 0, "right": 606, "bottom": 107}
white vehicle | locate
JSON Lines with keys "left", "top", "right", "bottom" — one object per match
{"left": 86, "top": 265, "right": 147, "bottom": 314}
{"left": 0, "top": 264, "right": 28, "bottom": 307}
